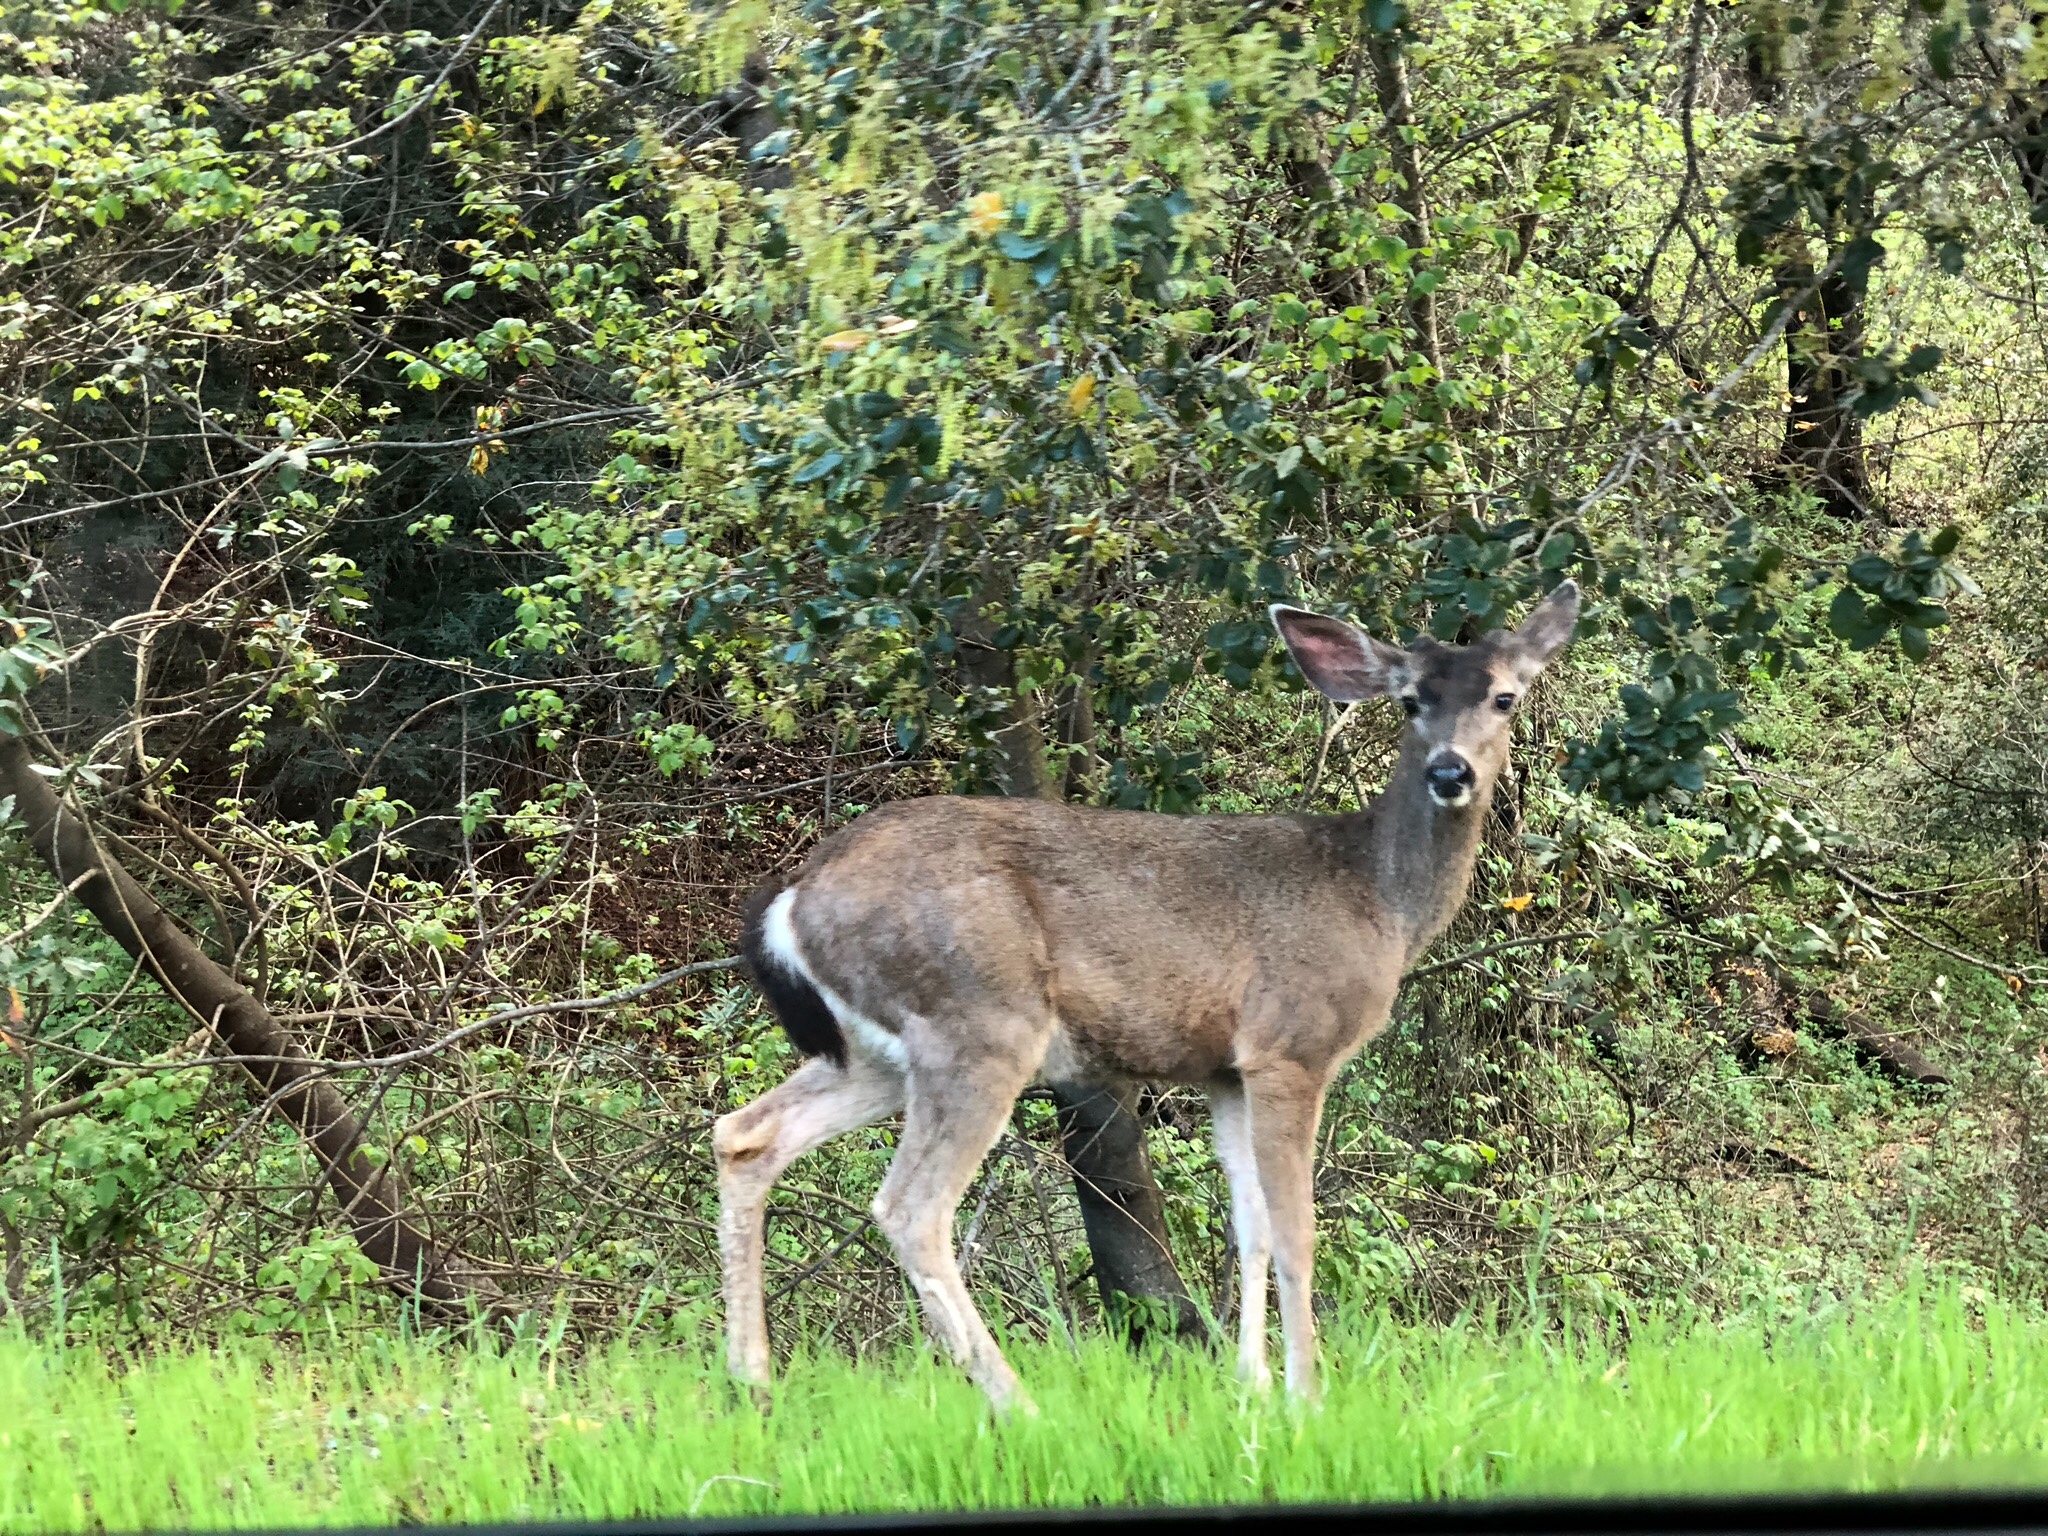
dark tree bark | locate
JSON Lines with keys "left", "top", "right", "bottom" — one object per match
{"left": 1742, "top": 21, "right": 1784, "bottom": 107}
{"left": 1800, "top": 989, "right": 1948, "bottom": 1086}
{"left": 1058, "top": 642, "right": 1101, "bottom": 803}
{"left": 1779, "top": 255, "right": 1872, "bottom": 519}
{"left": 1743, "top": 3, "right": 1878, "bottom": 520}
{"left": 955, "top": 606, "right": 1203, "bottom": 1343}
{"left": 0, "top": 733, "right": 494, "bottom": 1316}
{"left": 717, "top": 53, "right": 790, "bottom": 191}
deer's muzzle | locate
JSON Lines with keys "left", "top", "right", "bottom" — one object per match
{"left": 1424, "top": 752, "right": 1476, "bottom": 807}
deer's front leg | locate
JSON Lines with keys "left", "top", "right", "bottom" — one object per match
{"left": 1208, "top": 1074, "right": 1272, "bottom": 1390}
{"left": 1243, "top": 1064, "right": 1327, "bottom": 1403}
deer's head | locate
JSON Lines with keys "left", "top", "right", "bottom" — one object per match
{"left": 1269, "top": 581, "right": 1581, "bottom": 810}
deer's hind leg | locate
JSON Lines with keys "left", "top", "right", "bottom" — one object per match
{"left": 715, "top": 1053, "right": 905, "bottom": 1387}
{"left": 870, "top": 1012, "right": 1050, "bottom": 1414}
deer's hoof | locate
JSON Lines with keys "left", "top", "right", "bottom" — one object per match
{"left": 727, "top": 1363, "right": 774, "bottom": 1413}
{"left": 984, "top": 1377, "right": 1038, "bottom": 1419}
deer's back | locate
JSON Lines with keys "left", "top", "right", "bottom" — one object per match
{"left": 781, "top": 795, "right": 1399, "bottom": 1082}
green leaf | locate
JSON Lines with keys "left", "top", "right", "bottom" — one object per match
{"left": 994, "top": 232, "right": 1052, "bottom": 261}
{"left": 1928, "top": 19, "right": 1961, "bottom": 77}
{"left": 791, "top": 450, "right": 845, "bottom": 484}
{"left": 1837, "top": 234, "right": 1887, "bottom": 293}
{"left": 924, "top": 322, "right": 977, "bottom": 356}
{"left": 1828, "top": 586, "right": 1870, "bottom": 640}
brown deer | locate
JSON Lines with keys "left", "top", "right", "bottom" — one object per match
{"left": 714, "top": 581, "right": 1580, "bottom": 1412}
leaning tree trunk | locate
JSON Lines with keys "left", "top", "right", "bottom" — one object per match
{"left": 956, "top": 608, "right": 1203, "bottom": 1343}
{"left": 0, "top": 733, "right": 491, "bottom": 1315}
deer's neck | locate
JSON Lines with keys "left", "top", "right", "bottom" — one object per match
{"left": 1356, "top": 743, "right": 1494, "bottom": 965}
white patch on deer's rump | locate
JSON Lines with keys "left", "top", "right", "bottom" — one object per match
{"left": 759, "top": 887, "right": 806, "bottom": 975}
{"left": 762, "top": 888, "right": 908, "bottom": 1070}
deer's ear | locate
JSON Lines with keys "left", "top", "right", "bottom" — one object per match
{"left": 1508, "top": 580, "right": 1581, "bottom": 676}
{"left": 1269, "top": 606, "right": 1406, "bottom": 702}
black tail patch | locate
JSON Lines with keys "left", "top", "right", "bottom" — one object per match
{"left": 739, "top": 879, "right": 847, "bottom": 1065}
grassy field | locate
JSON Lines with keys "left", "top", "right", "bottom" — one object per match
{"left": 11, "top": 1287, "right": 2048, "bottom": 1531}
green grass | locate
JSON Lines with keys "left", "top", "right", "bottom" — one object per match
{"left": 12, "top": 1288, "right": 2048, "bottom": 1531}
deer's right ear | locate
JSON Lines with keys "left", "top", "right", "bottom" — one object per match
{"left": 1268, "top": 605, "right": 1406, "bottom": 702}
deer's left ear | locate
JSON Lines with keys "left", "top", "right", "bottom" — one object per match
{"left": 1507, "top": 580, "right": 1581, "bottom": 678}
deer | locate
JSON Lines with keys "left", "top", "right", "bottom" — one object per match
{"left": 713, "top": 580, "right": 1580, "bottom": 1414}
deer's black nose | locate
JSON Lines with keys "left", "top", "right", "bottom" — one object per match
{"left": 1424, "top": 753, "right": 1476, "bottom": 805}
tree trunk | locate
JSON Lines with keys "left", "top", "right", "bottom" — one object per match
{"left": 1366, "top": 25, "right": 1440, "bottom": 372}
{"left": 1285, "top": 151, "right": 1380, "bottom": 393}
{"left": 1780, "top": 256, "right": 1871, "bottom": 519}
{"left": 1713, "top": 958, "right": 1946, "bottom": 1087}
{"left": 956, "top": 606, "right": 1054, "bottom": 803}
{"left": 2006, "top": 40, "right": 2047, "bottom": 223}
{"left": 954, "top": 606, "right": 1202, "bottom": 1343}
{"left": 2015, "top": 118, "right": 2048, "bottom": 218}
{"left": 1050, "top": 1080, "right": 1202, "bottom": 1340}
{"left": 0, "top": 733, "right": 492, "bottom": 1316}
{"left": 1059, "top": 666, "right": 1099, "bottom": 803}
{"left": 1742, "top": 12, "right": 1784, "bottom": 107}
{"left": 1507, "top": 96, "right": 1575, "bottom": 280}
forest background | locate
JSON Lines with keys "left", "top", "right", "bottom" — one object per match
{"left": 0, "top": 0, "right": 2043, "bottom": 1358}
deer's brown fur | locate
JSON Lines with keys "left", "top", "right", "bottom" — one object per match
{"left": 716, "top": 582, "right": 1580, "bottom": 1411}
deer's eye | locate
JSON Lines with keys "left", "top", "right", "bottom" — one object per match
{"left": 1400, "top": 695, "right": 1421, "bottom": 718}
{"left": 1493, "top": 692, "right": 1517, "bottom": 712}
